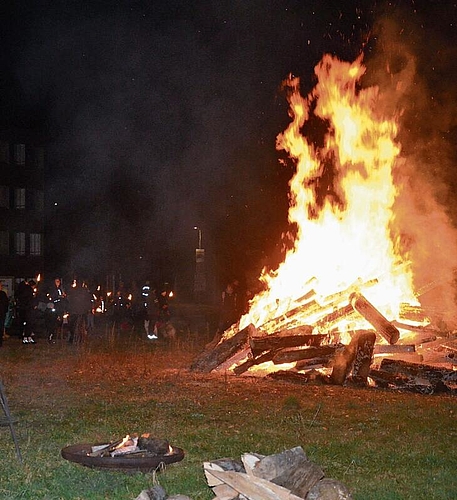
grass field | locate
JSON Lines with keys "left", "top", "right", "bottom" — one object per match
{"left": 0, "top": 314, "right": 456, "bottom": 500}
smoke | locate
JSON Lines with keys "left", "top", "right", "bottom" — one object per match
{"left": 6, "top": 0, "right": 457, "bottom": 301}
{"left": 364, "top": 8, "right": 457, "bottom": 327}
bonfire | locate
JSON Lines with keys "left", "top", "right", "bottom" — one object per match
{"left": 193, "top": 52, "right": 457, "bottom": 391}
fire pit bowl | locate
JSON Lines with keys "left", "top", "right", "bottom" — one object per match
{"left": 61, "top": 443, "right": 185, "bottom": 472}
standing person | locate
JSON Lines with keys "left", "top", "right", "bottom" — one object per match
{"left": 129, "top": 280, "right": 142, "bottom": 318}
{"left": 66, "top": 280, "right": 92, "bottom": 343}
{"left": 111, "top": 282, "right": 132, "bottom": 326}
{"left": 15, "top": 279, "right": 37, "bottom": 344}
{"left": 218, "top": 282, "right": 239, "bottom": 333}
{"left": 4, "top": 295, "right": 15, "bottom": 340}
{"left": 137, "top": 281, "right": 157, "bottom": 339}
{"left": 46, "top": 277, "right": 67, "bottom": 343}
{"left": 0, "top": 282, "right": 9, "bottom": 347}
{"left": 145, "top": 287, "right": 158, "bottom": 339}
{"left": 153, "top": 286, "right": 171, "bottom": 338}
{"left": 85, "top": 282, "right": 96, "bottom": 335}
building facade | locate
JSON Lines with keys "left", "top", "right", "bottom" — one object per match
{"left": 0, "top": 137, "right": 45, "bottom": 295}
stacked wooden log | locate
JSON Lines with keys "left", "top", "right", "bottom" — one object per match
{"left": 204, "top": 446, "right": 352, "bottom": 500}
{"left": 369, "top": 358, "right": 457, "bottom": 394}
{"left": 190, "top": 284, "right": 457, "bottom": 394}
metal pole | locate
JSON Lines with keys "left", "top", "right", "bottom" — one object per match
{"left": 194, "top": 226, "right": 202, "bottom": 249}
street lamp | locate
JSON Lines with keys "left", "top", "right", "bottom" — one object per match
{"left": 193, "top": 226, "right": 202, "bottom": 249}
{"left": 193, "top": 226, "right": 206, "bottom": 298}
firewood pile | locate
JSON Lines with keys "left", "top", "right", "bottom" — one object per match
{"left": 134, "top": 447, "right": 350, "bottom": 500}
{"left": 204, "top": 446, "right": 352, "bottom": 500}
{"left": 191, "top": 285, "right": 457, "bottom": 395}
{"left": 89, "top": 435, "right": 171, "bottom": 458}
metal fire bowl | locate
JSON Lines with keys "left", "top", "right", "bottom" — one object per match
{"left": 61, "top": 443, "right": 185, "bottom": 472}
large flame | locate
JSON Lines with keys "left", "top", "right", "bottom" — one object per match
{"left": 239, "top": 54, "right": 419, "bottom": 338}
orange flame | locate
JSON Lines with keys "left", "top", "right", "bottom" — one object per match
{"left": 115, "top": 435, "right": 133, "bottom": 449}
{"left": 240, "top": 54, "right": 419, "bottom": 338}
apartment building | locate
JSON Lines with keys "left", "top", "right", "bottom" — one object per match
{"left": 0, "top": 136, "right": 45, "bottom": 296}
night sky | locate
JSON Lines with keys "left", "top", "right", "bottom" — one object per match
{"left": 2, "top": 0, "right": 456, "bottom": 295}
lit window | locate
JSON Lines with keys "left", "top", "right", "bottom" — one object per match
{"left": 15, "top": 232, "right": 25, "bottom": 255}
{"left": 14, "top": 188, "right": 26, "bottom": 209}
{"left": 30, "top": 233, "right": 42, "bottom": 256}
{"left": 14, "top": 144, "right": 26, "bottom": 165}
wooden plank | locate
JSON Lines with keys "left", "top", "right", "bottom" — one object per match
{"left": 190, "top": 324, "right": 256, "bottom": 372}
{"left": 214, "top": 346, "right": 252, "bottom": 373}
{"left": 241, "top": 453, "right": 264, "bottom": 476}
{"left": 373, "top": 344, "right": 415, "bottom": 354}
{"left": 211, "top": 483, "right": 239, "bottom": 499}
{"left": 233, "top": 351, "right": 276, "bottom": 376}
{"left": 207, "top": 469, "right": 303, "bottom": 500}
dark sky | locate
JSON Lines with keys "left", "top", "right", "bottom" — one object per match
{"left": 2, "top": 0, "right": 456, "bottom": 293}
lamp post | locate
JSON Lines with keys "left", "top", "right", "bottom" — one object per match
{"left": 193, "top": 226, "right": 206, "bottom": 299}
{"left": 193, "top": 226, "right": 202, "bottom": 249}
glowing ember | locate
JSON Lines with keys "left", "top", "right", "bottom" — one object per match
{"left": 239, "top": 54, "right": 420, "bottom": 340}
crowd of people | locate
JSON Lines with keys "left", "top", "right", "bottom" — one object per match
{"left": 0, "top": 277, "right": 175, "bottom": 346}
{"left": 0, "top": 275, "right": 255, "bottom": 347}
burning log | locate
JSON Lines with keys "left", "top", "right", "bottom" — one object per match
{"left": 373, "top": 344, "right": 423, "bottom": 363}
{"left": 273, "top": 345, "right": 338, "bottom": 364}
{"left": 322, "top": 277, "right": 379, "bottom": 305}
{"left": 379, "top": 358, "right": 457, "bottom": 390}
{"left": 89, "top": 438, "right": 126, "bottom": 457}
{"left": 330, "top": 330, "right": 376, "bottom": 385}
{"left": 368, "top": 368, "right": 453, "bottom": 394}
{"left": 88, "top": 435, "right": 173, "bottom": 458}
{"left": 213, "top": 346, "right": 252, "bottom": 373}
{"left": 249, "top": 330, "right": 325, "bottom": 357}
{"left": 295, "top": 356, "right": 334, "bottom": 370}
{"left": 265, "top": 279, "right": 379, "bottom": 336}
{"left": 399, "top": 303, "right": 430, "bottom": 323}
{"left": 259, "top": 299, "right": 321, "bottom": 333}
{"left": 350, "top": 293, "right": 400, "bottom": 344}
{"left": 314, "top": 303, "right": 357, "bottom": 331}
{"left": 233, "top": 350, "right": 277, "bottom": 375}
{"left": 392, "top": 320, "right": 438, "bottom": 342}
{"left": 374, "top": 344, "right": 416, "bottom": 354}
{"left": 368, "top": 368, "right": 411, "bottom": 388}
{"left": 190, "top": 324, "right": 256, "bottom": 373}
